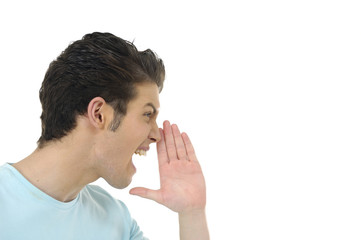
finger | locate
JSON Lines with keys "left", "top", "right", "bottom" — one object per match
{"left": 163, "top": 120, "right": 177, "bottom": 160}
{"left": 172, "top": 124, "right": 187, "bottom": 160}
{"left": 181, "top": 132, "right": 198, "bottom": 162}
{"left": 129, "top": 187, "right": 162, "bottom": 204}
{"left": 157, "top": 128, "right": 169, "bottom": 166}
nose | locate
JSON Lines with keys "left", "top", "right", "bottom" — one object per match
{"left": 149, "top": 121, "right": 161, "bottom": 143}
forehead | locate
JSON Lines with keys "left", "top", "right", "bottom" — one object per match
{"left": 128, "top": 82, "right": 160, "bottom": 109}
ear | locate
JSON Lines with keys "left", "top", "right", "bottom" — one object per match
{"left": 87, "top": 97, "right": 108, "bottom": 129}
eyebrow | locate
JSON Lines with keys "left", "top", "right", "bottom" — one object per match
{"left": 144, "top": 103, "right": 159, "bottom": 115}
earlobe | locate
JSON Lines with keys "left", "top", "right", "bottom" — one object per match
{"left": 87, "top": 97, "right": 107, "bottom": 129}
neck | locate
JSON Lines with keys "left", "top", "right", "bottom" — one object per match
{"left": 13, "top": 137, "right": 99, "bottom": 203}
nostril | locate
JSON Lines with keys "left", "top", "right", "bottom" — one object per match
{"left": 150, "top": 137, "right": 156, "bottom": 142}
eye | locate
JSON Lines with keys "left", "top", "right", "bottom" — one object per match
{"left": 144, "top": 112, "right": 153, "bottom": 118}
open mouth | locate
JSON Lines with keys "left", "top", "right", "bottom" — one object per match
{"left": 134, "top": 149, "right": 147, "bottom": 156}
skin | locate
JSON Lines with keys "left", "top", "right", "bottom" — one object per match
{"left": 131, "top": 121, "right": 210, "bottom": 239}
{"left": 13, "top": 82, "right": 209, "bottom": 239}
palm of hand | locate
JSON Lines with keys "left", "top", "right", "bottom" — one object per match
{"left": 157, "top": 159, "right": 206, "bottom": 213}
{"left": 130, "top": 121, "right": 206, "bottom": 214}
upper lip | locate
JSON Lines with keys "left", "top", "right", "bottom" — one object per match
{"left": 137, "top": 146, "right": 150, "bottom": 151}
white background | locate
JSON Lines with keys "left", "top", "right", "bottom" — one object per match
{"left": 0, "top": 0, "right": 360, "bottom": 239}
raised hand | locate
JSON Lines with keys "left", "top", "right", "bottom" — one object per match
{"left": 130, "top": 120, "right": 206, "bottom": 214}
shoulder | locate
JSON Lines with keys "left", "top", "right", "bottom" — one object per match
{"left": 82, "top": 185, "right": 148, "bottom": 239}
{"left": 0, "top": 163, "right": 12, "bottom": 177}
{"left": 81, "top": 185, "right": 134, "bottom": 228}
{"left": 0, "top": 164, "right": 11, "bottom": 191}
{"left": 0, "top": 163, "right": 19, "bottom": 187}
{"left": 83, "top": 185, "right": 123, "bottom": 204}
{"left": 84, "top": 184, "right": 113, "bottom": 199}
{"left": 82, "top": 185, "right": 131, "bottom": 216}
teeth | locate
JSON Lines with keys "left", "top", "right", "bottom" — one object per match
{"left": 134, "top": 149, "right": 147, "bottom": 156}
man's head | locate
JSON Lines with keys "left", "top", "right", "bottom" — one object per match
{"left": 37, "top": 32, "right": 165, "bottom": 148}
{"left": 87, "top": 81, "right": 161, "bottom": 188}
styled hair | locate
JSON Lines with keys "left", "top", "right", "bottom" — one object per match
{"left": 37, "top": 32, "right": 165, "bottom": 148}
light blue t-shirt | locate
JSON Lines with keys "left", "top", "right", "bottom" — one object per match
{"left": 0, "top": 163, "right": 148, "bottom": 240}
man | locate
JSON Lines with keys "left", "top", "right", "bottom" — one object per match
{"left": 0, "top": 32, "right": 209, "bottom": 239}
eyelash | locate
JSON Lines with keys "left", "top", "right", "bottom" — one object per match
{"left": 144, "top": 112, "right": 153, "bottom": 118}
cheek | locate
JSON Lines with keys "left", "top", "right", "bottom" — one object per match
{"left": 137, "top": 124, "right": 152, "bottom": 140}
{"left": 95, "top": 134, "right": 127, "bottom": 161}
{"left": 125, "top": 123, "right": 151, "bottom": 143}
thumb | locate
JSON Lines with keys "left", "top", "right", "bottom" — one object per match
{"left": 129, "top": 187, "right": 162, "bottom": 203}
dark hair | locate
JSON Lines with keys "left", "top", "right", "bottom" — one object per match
{"left": 37, "top": 32, "right": 165, "bottom": 148}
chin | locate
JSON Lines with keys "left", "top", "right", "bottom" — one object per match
{"left": 106, "top": 172, "right": 134, "bottom": 189}
{"left": 106, "top": 178, "right": 132, "bottom": 189}
{"left": 112, "top": 182, "right": 131, "bottom": 189}
{"left": 104, "top": 161, "right": 136, "bottom": 189}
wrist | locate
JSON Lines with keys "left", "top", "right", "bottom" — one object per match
{"left": 178, "top": 208, "right": 206, "bottom": 219}
{"left": 178, "top": 208, "right": 209, "bottom": 240}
